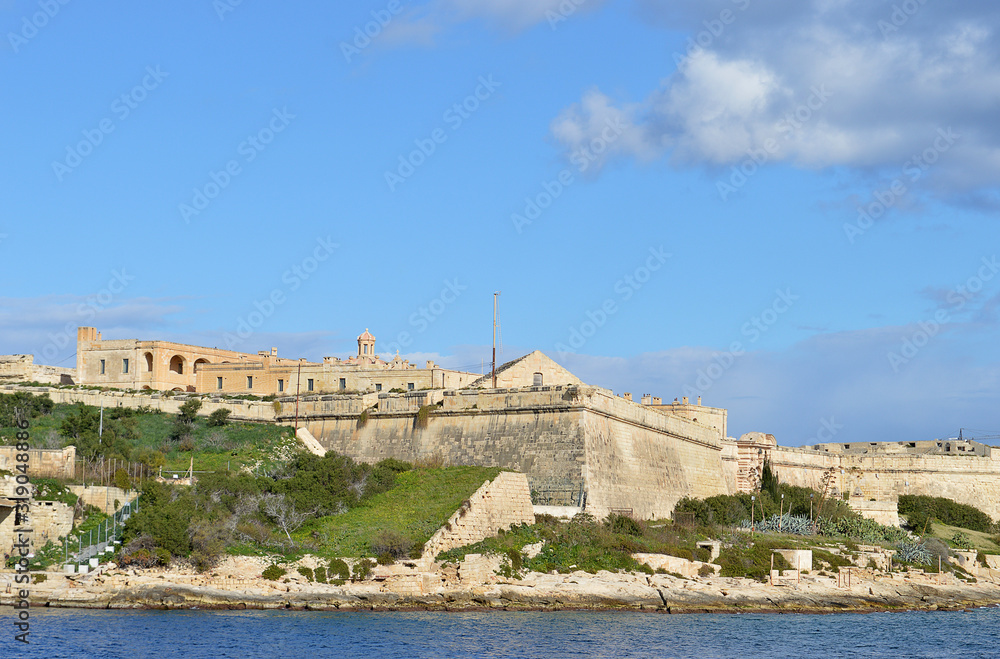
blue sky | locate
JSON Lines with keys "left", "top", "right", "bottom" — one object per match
{"left": 2, "top": 0, "right": 998, "bottom": 446}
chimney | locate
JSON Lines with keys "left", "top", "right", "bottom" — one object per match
{"left": 623, "top": 392, "right": 632, "bottom": 401}
{"left": 682, "top": 396, "right": 689, "bottom": 404}
{"left": 271, "top": 347, "right": 277, "bottom": 357}
{"left": 641, "top": 394, "right": 652, "bottom": 405}
{"left": 697, "top": 396, "right": 702, "bottom": 406}
{"left": 652, "top": 396, "right": 662, "bottom": 405}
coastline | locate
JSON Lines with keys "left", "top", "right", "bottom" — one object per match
{"left": 6, "top": 563, "right": 1000, "bottom": 615}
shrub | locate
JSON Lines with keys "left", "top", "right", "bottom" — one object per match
{"left": 329, "top": 559, "right": 350, "bottom": 585}
{"left": 262, "top": 565, "right": 286, "bottom": 580}
{"left": 899, "top": 495, "right": 994, "bottom": 534}
{"left": 951, "top": 531, "right": 973, "bottom": 550}
{"left": 357, "top": 409, "right": 369, "bottom": 429}
{"left": 113, "top": 468, "right": 132, "bottom": 491}
{"left": 352, "top": 558, "right": 375, "bottom": 581}
{"left": 606, "top": 514, "right": 643, "bottom": 536}
{"left": 207, "top": 409, "right": 231, "bottom": 427}
{"left": 896, "top": 542, "right": 932, "bottom": 565}
{"left": 415, "top": 404, "right": 437, "bottom": 429}
{"left": 376, "top": 552, "right": 395, "bottom": 566}
{"left": 371, "top": 530, "right": 412, "bottom": 560}
{"left": 314, "top": 567, "right": 327, "bottom": 583}
{"left": 718, "top": 542, "right": 790, "bottom": 581}
{"left": 297, "top": 566, "right": 314, "bottom": 581}
{"left": 33, "top": 574, "right": 47, "bottom": 584}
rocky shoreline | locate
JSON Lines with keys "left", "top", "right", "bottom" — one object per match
{"left": 5, "top": 558, "right": 1000, "bottom": 615}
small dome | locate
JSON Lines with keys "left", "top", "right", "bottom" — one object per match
{"left": 358, "top": 328, "right": 375, "bottom": 342}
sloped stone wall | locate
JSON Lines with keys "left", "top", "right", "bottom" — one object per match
{"left": 422, "top": 471, "right": 535, "bottom": 558}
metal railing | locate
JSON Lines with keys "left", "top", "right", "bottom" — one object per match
{"left": 65, "top": 493, "right": 140, "bottom": 566}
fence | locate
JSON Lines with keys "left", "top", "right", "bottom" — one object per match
{"left": 75, "top": 457, "right": 153, "bottom": 487}
{"left": 530, "top": 484, "right": 587, "bottom": 507}
{"left": 65, "top": 493, "right": 140, "bottom": 567}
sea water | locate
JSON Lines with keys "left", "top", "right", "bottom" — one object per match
{"left": 2, "top": 607, "right": 999, "bottom": 657}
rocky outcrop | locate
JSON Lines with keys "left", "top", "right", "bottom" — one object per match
{"left": 5, "top": 558, "right": 1000, "bottom": 613}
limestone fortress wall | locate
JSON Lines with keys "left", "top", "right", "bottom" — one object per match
{"left": 723, "top": 433, "right": 1000, "bottom": 520}
{"left": 294, "top": 385, "right": 728, "bottom": 519}
{"left": 7, "top": 380, "right": 1000, "bottom": 520}
{"left": 7, "top": 323, "right": 1000, "bottom": 522}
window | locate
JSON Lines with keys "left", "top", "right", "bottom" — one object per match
{"left": 407, "top": 382, "right": 414, "bottom": 391}
{"left": 339, "top": 378, "right": 346, "bottom": 390}
{"left": 247, "top": 376, "right": 253, "bottom": 389}
{"left": 278, "top": 379, "right": 284, "bottom": 392}
{"left": 375, "top": 383, "right": 382, "bottom": 392}
{"left": 307, "top": 379, "right": 314, "bottom": 392}
{"left": 217, "top": 377, "right": 223, "bottom": 390}
{"left": 123, "top": 358, "right": 129, "bottom": 374}
{"left": 532, "top": 372, "right": 543, "bottom": 386}
{"left": 100, "top": 359, "right": 105, "bottom": 375}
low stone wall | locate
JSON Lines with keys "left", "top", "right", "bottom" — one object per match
{"left": 3, "top": 385, "right": 279, "bottom": 424}
{"left": 774, "top": 549, "right": 812, "bottom": 571}
{"left": 0, "top": 446, "right": 75, "bottom": 480}
{"left": 68, "top": 485, "right": 137, "bottom": 514}
{"left": 422, "top": 472, "right": 535, "bottom": 559}
{"left": 632, "top": 553, "right": 719, "bottom": 578}
{"left": 848, "top": 499, "right": 900, "bottom": 527}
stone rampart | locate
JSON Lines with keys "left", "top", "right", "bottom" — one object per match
{"left": 726, "top": 438, "right": 1000, "bottom": 520}
{"left": 307, "top": 385, "right": 726, "bottom": 520}
{"left": 422, "top": 471, "right": 535, "bottom": 558}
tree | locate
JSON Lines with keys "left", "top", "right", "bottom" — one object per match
{"left": 760, "top": 457, "right": 780, "bottom": 500}
{"left": 171, "top": 398, "right": 203, "bottom": 440}
{"left": 207, "top": 408, "right": 231, "bottom": 427}
{"left": 260, "top": 492, "right": 316, "bottom": 543}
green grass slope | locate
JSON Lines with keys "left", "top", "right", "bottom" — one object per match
{"left": 298, "top": 466, "right": 502, "bottom": 558}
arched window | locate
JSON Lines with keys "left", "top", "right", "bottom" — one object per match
{"left": 533, "top": 372, "right": 543, "bottom": 386}
{"left": 194, "top": 358, "right": 209, "bottom": 373}
{"left": 169, "top": 355, "right": 184, "bottom": 374}
{"left": 144, "top": 352, "right": 153, "bottom": 372}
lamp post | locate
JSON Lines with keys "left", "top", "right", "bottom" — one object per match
{"left": 751, "top": 495, "right": 756, "bottom": 533}
{"left": 779, "top": 493, "right": 785, "bottom": 532}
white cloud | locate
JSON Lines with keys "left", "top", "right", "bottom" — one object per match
{"left": 553, "top": 0, "right": 1000, "bottom": 200}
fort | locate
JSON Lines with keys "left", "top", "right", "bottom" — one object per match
{"left": 4, "top": 326, "right": 1000, "bottom": 522}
